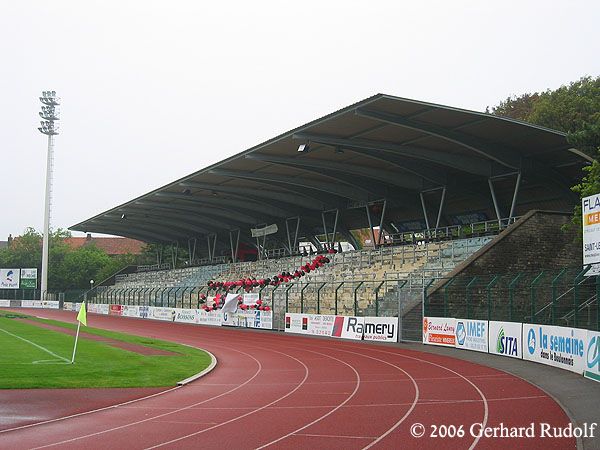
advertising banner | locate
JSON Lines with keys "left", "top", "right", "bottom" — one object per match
{"left": 63, "top": 302, "right": 73, "bottom": 311}
{"left": 173, "top": 308, "right": 197, "bottom": 324}
{"left": 363, "top": 317, "right": 399, "bottom": 342}
{"left": 0, "top": 300, "right": 10, "bottom": 307}
{"left": 582, "top": 193, "right": 600, "bottom": 270}
{"left": 109, "top": 305, "right": 123, "bottom": 316}
{"left": 488, "top": 321, "right": 523, "bottom": 359}
{"left": 21, "top": 300, "right": 43, "bottom": 308}
{"left": 20, "top": 268, "right": 37, "bottom": 289}
{"left": 122, "top": 305, "right": 139, "bottom": 318}
{"left": 523, "top": 324, "right": 587, "bottom": 374}
{"left": 0, "top": 269, "right": 20, "bottom": 289}
{"left": 423, "top": 317, "right": 456, "bottom": 347}
{"left": 138, "top": 305, "right": 149, "bottom": 319}
{"left": 455, "top": 319, "right": 488, "bottom": 353}
{"left": 285, "top": 313, "right": 335, "bottom": 336}
{"left": 96, "top": 304, "right": 109, "bottom": 315}
{"left": 584, "top": 330, "right": 600, "bottom": 383}
{"left": 236, "top": 310, "right": 273, "bottom": 329}
{"left": 331, "top": 316, "right": 364, "bottom": 340}
{"left": 149, "top": 307, "right": 176, "bottom": 321}
{"left": 243, "top": 293, "right": 259, "bottom": 306}
{"left": 42, "top": 301, "right": 59, "bottom": 309}
{"left": 196, "top": 309, "right": 222, "bottom": 327}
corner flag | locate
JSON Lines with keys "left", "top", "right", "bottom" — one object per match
{"left": 71, "top": 301, "right": 87, "bottom": 363}
{"left": 77, "top": 301, "right": 87, "bottom": 326}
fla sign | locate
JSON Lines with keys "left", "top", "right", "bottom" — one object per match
{"left": 582, "top": 193, "right": 600, "bottom": 273}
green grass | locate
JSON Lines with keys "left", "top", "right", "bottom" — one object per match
{"left": 0, "top": 310, "right": 212, "bottom": 389}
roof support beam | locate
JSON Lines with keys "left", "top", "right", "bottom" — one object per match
{"left": 245, "top": 153, "right": 429, "bottom": 191}
{"left": 342, "top": 147, "right": 447, "bottom": 185}
{"left": 108, "top": 211, "right": 238, "bottom": 234}
{"left": 355, "top": 108, "right": 521, "bottom": 169}
{"left": 81, "top": 226, "right": 174, "bottom": 243}
{"left": 155, "top": 192, "right": 296, "bottom": 218}
{"left": 293, "top": 132, "right": 492, "bottom": 176}
{"left": 90, "top": 218, "right": 193, "bottom": 240}
{"left": 133, "top": 201, "right": 261, "bottom": 224}
{"left": 179, "top": 181, "right": 329, "bottom": 210}
{"left": 104, "top": 214, "right": 213, "bottom": 235}
{"left": 209, "top": 168, "right": 371, "bottom": 202}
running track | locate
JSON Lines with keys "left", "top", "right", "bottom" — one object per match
{"left": 0, "top": 309, "right": 574, "bottom": 449}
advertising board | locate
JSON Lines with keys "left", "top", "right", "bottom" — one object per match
{"left": 423, "top": 317, "right": 456, "bottom": 347}
{"left": 455, "top": 319, "right": 488, "bottom": 353}
{"left": 488, "top": 321, "right": 523, "bottom": 359}
{"left": 523, "top": 324, "right": 587, "bottom": 374}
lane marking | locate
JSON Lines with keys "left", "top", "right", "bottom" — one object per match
{"left": 255, "top": 350, "right": 361, "bottom": 449}
{"left": 296, "top": 433, "right": 376, "bottom": 440}
{"left": 0, "top": 327, "right": 70, "bottom": 363}
{"left": 32, "top": 346, "right": 264, "bottom": 449}
{"left": 145, "top": 349, "right": 311, "bottom": 449}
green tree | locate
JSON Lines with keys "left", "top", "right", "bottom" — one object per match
{"left": 491, "top": 76, "right": 600, "bottom": 237}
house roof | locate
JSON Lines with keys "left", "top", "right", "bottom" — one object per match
{"left": 64, "top": 236, "right": 145, "bottom": 255}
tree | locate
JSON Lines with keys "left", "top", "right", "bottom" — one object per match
{"left": 491, "top": 76, "right": 600, "bottom": 237}
{"left": 0, "top": 229, "right": 141, "bottom": 291}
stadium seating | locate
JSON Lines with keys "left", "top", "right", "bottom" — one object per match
{"left": 95, "top": 236, "right": 493, "bottom": 316}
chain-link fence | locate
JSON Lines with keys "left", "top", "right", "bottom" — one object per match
{"left": 425, "top": 267, "right": 599, "bottom": 332}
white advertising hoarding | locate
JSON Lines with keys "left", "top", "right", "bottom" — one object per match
{"left": 0, "top": 269, "right": 20, "bottom": 289}
{"left": 523, "top": 324, "right": 587, "bottom": 374}
{"left": 423, "top": 317, "right": 456, "bottom": 347}
{"left": 363, "top": 317, "right": 399, "bottom": 342}
{"left": 455, "top": 319, "right": 488, "bottom": 353}
{"left": 488, "top": 321, "right": 523, "bottom": 359}
{"left": 584, "top": 330, "right": 600, "bottom": 383}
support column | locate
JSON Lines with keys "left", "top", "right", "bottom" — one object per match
{"left": 420, "top": 187, "right": 446, "bottom": 230}
{"left": 229, "top": 229, "right": 240, "bottom": 263}
{"left": 187, "top": 238, "right": 197, "bottom": 265}
{"left": 509, "top": 172, "right": 522, "bottom": 220}
{"left": 488, "top": 178, "right": 502, "bottom": 224}
{"left": 207, "top": 234, "right": 217, "bottom": 262}
{"left": 285, "top": 217, "right": 301, "bottom": 256}
{"left": 321, "top": 209, "right": 339, "bottom": 250}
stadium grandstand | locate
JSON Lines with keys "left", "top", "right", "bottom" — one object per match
{"left": 69, "top": 94, "right": 595, "bottom": 337}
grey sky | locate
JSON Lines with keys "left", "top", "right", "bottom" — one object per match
{"left": 1, "top": 0, "right": 599, "bottom": 240}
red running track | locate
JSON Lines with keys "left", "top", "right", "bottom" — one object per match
{"left": 0, "top": 309, "right": 574, "bottom": 449}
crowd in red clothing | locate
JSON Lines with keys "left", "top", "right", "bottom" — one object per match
{"left": 198, "top": 249, "right": 337, "bottom": 312}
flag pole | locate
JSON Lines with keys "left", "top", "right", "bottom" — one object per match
{"left": 71, "top": 320, "right": 81, "bottom": 364}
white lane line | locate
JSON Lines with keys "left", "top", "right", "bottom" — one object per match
{"left": 145, "top": 349, "right": 311, "bottom": 449}
{"left": 0, "top": 387, "right": 181, "bottom": 435}
{"left": 255, "top": 350, "right": 361, "bottom": 450}
{"left": 363, "top": 346, "right": 489, "bottom": 450}
{"left": 120, "top": 394, "right": 546, "bottom": 411}
{"left": 0, "top": 327, "right": 70, "bottom": 363}
{"left": 328, "top": 348, "right": 419, "bottom": 450}
{"left": 296, "top": 433, "right": 376, "bottom": 440}
{"left": 31, "top": 346, "right": 264, "bottom": 449}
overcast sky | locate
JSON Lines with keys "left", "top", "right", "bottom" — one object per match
{"left": 1, "top": 0, "right": 599, "bottom": 240}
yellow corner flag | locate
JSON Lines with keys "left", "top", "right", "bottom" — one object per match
{"left": 77, "top": 301, "right": 87, "bottom": 326}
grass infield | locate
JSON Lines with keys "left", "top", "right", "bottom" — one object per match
{"left": 0, "top": 310, "right": 212, "bottom": 389}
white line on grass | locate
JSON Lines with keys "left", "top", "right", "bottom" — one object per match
{"left": 0, "top": 327, "right": 70, "bottom": 364}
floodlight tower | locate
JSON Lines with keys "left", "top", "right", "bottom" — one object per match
{"left": 38, "top": 91, "right": 60, "bottom": 300}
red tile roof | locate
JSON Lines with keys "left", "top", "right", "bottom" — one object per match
{"left": 64, "top": 235, "right": 145, "bottom": 255}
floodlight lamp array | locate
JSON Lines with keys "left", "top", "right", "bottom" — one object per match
{"left": 38, "top": 90, "right": 60, "bottom": 135}
{"left": 38, "top": 120, "right": 59, "bottom": 135}
{"left": 40, "top": 90, "right": 60, "bottom": 106}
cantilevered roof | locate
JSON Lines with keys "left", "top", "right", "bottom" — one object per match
{"left": 70, "top": 94, "right": 592, "bottom": 251}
